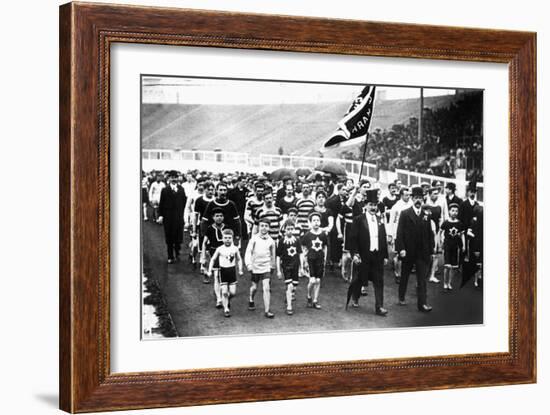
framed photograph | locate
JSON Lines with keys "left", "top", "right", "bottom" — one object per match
{"left": 59, "top": 2, "right": 536, "bottom": 412}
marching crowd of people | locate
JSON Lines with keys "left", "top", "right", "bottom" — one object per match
{"left": 142, "top": 169, "right": 483, "bottom": 319}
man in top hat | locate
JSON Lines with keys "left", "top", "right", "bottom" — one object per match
{"left": 395, "top": 186, "right": 435, "bottom": 312}
{"left": 347, "top": 189, "right": 389, "bottom": 316}
{"left": 158, "top": 170, "right": 188, "bottom": 264}
{"left": 459, "top": 181, "right": 482, "bottom": 274}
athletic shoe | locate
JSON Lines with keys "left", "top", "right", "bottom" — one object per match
{"left": 215, "top": 302, "right": 223, "bottom": 309}
{"left": 224, "top": 310, "right": 231, "bottom": 318}
{"left": 313, "top": 302, "right": 321, "bottom": 310}
{"left": 286, "top": 309, "right": 294, "bottom": 315}
{"left": 429, "top": 277, "right": 440, "bottom": 283}
{"left": 248, "top": 301, "right": 256, "bottom": 311}
{"left": 167, "top": 258, "right": 174, "bottom": 264}
{"left": 265, "top": 311, "right": 275, "bottom": 318}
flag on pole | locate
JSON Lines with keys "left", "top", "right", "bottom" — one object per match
{"left": 323, "top": 85, "right": 376, "bottom": 148}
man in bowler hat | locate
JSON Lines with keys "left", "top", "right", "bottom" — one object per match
{"left": 395, "top": 186, "right": 435, "bottom": 312}
{"left": 347, "top": 189, "right": 389, "bottom": 316}
{"left": 158, "top": 170, "right": 188, "bottom": 263}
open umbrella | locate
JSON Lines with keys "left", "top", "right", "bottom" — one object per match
{"left": 295, "top": 167, "right": 312, "bottom": 177}
{"left": 429, "top": 156, "right": 447, "bottom": 168}
{"left": 269, "top": 167, "right": 295, "bottom": 181}
{"left": 306, "top": 171, "right": 327, "bottom": 182}
{"left": 315, "top": 161, "right": 347, "bottom": 177}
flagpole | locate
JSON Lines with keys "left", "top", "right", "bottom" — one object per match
{"left": 358, "top": 133, "right": 370, "bottom": 181}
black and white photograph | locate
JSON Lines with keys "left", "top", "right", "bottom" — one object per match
{"left": 140, "top": 75, "right": 484, "bottom": 339}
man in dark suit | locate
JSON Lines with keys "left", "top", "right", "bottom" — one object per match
{"left": 347, "top": 189, "right": 389, "bottom": 316}
{"left": 395, "top": 186, "right": 435, "bottom": 312}
{"left": 458, "top": 181, "right": 480, "bottom": 233}
{"left": 158, "top": 170, "right": 188, "bottom": 264}
{"left": 460, "top": 182, "right": 482, "bottom": 285}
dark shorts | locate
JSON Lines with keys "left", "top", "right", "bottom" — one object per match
{"left": 283, "top": 265, "right": 299, "bottom": 285}
{"left": 444, "top": 245, "right": 461, "bottom": 267}
{"left": 307, "top": 257, "right": 325, "bottom": 279}
{"left": 220, "top": 266, "right": 237, "bottom": 285}
{"left": 207, "top": 251, "right": 220, "bottom": 269}
{"left": 251, "top": 271, "right": 271, "bottom": 283}
{"left": 142, "top": 188, "right": 149, "bottom": 204}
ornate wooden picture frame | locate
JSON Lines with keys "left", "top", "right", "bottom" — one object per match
{"left": 59, "top": 2, "right": 536, "bottom": 412}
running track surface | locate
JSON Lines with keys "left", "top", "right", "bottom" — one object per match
{"left": 142, "top": 220, "right": 483, "bottom": 338}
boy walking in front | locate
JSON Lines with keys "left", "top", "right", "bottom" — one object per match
{"left": 301, "top": 212, "right": 328, "bottom": 309}
{"left": 202, "top": 208, "right": 226, "bottom": 307}
{"left": 208, "top": 229, "right": 244, "bottom": 317}
{"left": 440, "top": 203, "right": 465, "bottom": 291}
{"left": 245, "top": 218, "right": 277, "bottom": 318}
{"left": 276, "top": 219, "right": 302, "bottom": 315}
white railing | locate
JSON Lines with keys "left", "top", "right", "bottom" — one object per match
{"left": 257, "top": 154, "right": 377, "bottom": 178}
{"left": 395, "top": 168, "right": 484, "bottom": 202}
{"left": 142, "top": 149, "right": 249, "bottom": 165}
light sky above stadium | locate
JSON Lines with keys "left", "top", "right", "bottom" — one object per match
{"left": 142, "top": 76, "right": 458, "bottom": 105}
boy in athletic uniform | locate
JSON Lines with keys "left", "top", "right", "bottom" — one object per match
{"left": 201, "top": 208, "right": 226, "bottom": 307}
{"left": 254, "top": 192, "right": 283, "bottom": 240}
{"left": 194, "top": 181, "right": 215, "bottom": 274}
{"left": 440, "top": 203, "right": 465, "bottom": 291}
{"left": 388, "top": 186, "right": 412, "bottom": 283}
{"left": 382, "top": 181, "right": 399, "bottom": 223}
{"left": 295, "top": 182, "right": 316, "bottom": 235}
{"left": 148, "top": 174, "right": 165, "bottom": 223}
{"left": 245, "top": 218, "right": 277, "bottom": 318}
{"left": 301, "top": 212, "right": 328, "bottom": 309}
{"left": 187, "top": 180, "right": 204, "bottom": 269}
{"left": 425, "top": 187, "right": 444, "bottom": 283}
{"left": 276, "top": 220, "right": 302, "bottom": 315}
{"left": 208, "top": 229, "right": 244, "bottom": 317}
{"left": 244, "top": 182, "right": 265, "bottom": 236}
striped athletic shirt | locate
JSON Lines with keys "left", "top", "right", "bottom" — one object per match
{"left": 245, "top": 197, "right": 264, "bottom": 227}
{"left": 296, "top": 197, "right": 315, "bottom": 234}
{"left": 255, "top": 205, "right": 283, "bottom": 240}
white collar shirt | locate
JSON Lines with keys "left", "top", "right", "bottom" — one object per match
{"left": 366, "top": 213, "right": 379, "bottom": 251}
